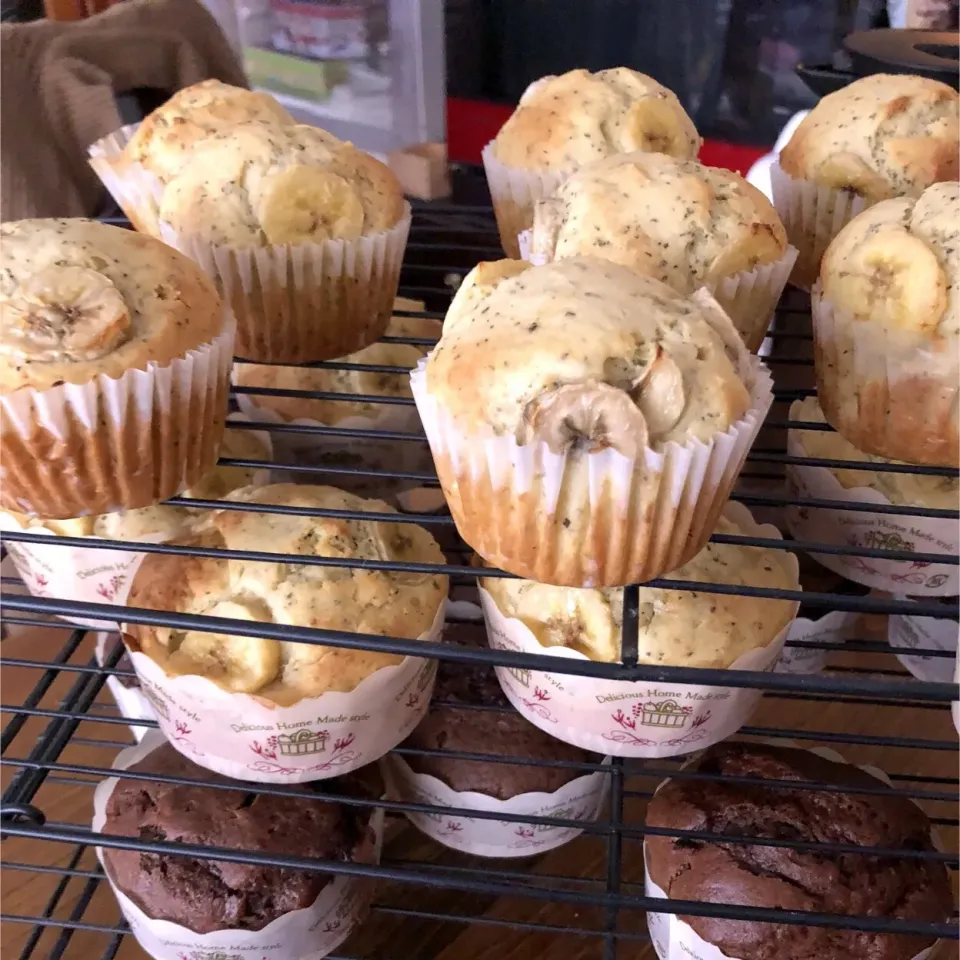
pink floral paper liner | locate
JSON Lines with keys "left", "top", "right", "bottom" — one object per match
{"left": 122, "top": 602, "right": 446, "bottom": 783}
{"left": 380, "top": 752, "right": 610, "bottom": 858}
{"left": 643, "top": 744, "right": 942, "bottom": 960}
{"left": 92, "top": 732, "right": 384, "bottom": 960}
{"left": 477, "top": 502, "right": 799, "bottom": 758}
{"left": 410, "top": 350, "right": 774, "bottom": 588}
{"left": 772, "top": 609, "right": 856, "bottom": 676}
{"left": 0, "top": 412, "right": 272, "bottom": 632}
{"left": 784, "top": 407, "right": 958, "bottom": 596}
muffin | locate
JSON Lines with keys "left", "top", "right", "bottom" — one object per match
{"left": 411, "top": 257, "right": 772, "bottom": 587}
{"left": 96, "top": 737, "right": 381, "bottom": 957}
{"left": 233, "top": 299, "right": 440, "bottom": 491}
{"left": 384, "top": 623, "right": 608, "bottom": 856}
{"left": 479, "top": 501, "right": 800, "bottom": 757}
{"left": 482, "top": 68, "right": 700, "bottom": 258}
{"left": 0, "top": 420, "right": 272, "bottom": 629}
{"left": 122, "top": 483, "right": 448, "bottom": 781}
{"left": 0, "top": 218, "right": 234, "bottom": 519}
{"left": 771, "top": 73, "right": 959, "bottom": 288}
{"left": 88, "top": 79, "right": 295, "bottom": 237}
{"left": 812, "top": 182, "right": 959, "bottom": 467}
{"left": 644, "top": 742, "right": 953, "bottom": 960}
{"left": 155, "top": 121, "right": 410, "bottom": 363}
{"left": 531, "top": 152, "right": 795, "bottom": 351}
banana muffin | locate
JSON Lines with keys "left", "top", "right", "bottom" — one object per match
{"left": 645, "top": 742, "right": 953, "bottom": 960}
{"left": 813, "top": 181, "right": 959, "bottom": 466}
{"left": 412, "top": 256, "right": 771, "bottom": 586}
{"left": 531, "top": 152, "right": 792, "bottom": 350}
{"left": 772, "top": 73, "right": 959, "bottom": 288}
{"left": 157, "top": 121, "right": 410, "bottom": 363}
{"left": 0, "top": 218, "right": 232, "bottom": 518}
{"left": 483, "top": 68, "right": 700, "bottom": 257}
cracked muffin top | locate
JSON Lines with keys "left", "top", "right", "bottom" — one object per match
{"left": 426, "top": 257, "right": 756, "bottom": 454}
{"left": 0, "top": 218, "right": 223, "bottom": 393}
{"left": 531, "top": 152, "right": 787, "bottom": 291}
{"left": 779, "top": 73, "right": 958, "bottom": 202}
{"left": 645, "top": 742, "right": 953, "bottom": 960}
{"left": 158, "top": 121, "right": 405, "bottom": 247}
{"left": 491, "top": 68, "right": 700, "bottom": 172}
{"left": 119, "top": 79, "right": 295, "bottom": 186}
{"left": 101, "top": 742, "right": 378, "bottom": 933}
{"left": 481, "top": 502, "right": 799, "bottom": 669}
{"left": 123, "top": 483, "right": 447, "bottom": 704}
{"left": 819, "top": 182, "right": 959, "bottom": 340}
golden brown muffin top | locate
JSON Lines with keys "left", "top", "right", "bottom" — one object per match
{"left": 790, "top": 398, "right": 959, "bottom": 509}
{"left": 0, "top": 219, "right": 224, "bottom": 393}
{"left": 234, "top": 301, "right": 440, "bottom": 424}
{"left": 491, "top": 68, "right": 700, "bottom": 172}
{"left": 158, "top": 122, "right": 405, "bottom": 247}
{"left": 779, "top": 74, "right": 958, "bottom": 201}
{"left": 483, "top": 504, "right": 798, "bottom": 668}
{"left": 532, "top": 151, "right": 787, "bottom": 290}
{"left": 426, "top": 257, "right": 755, "bottom": 453}
{"left": 120, "top": 79, "right": 295, "bottom": 185}
{"left": 124, "top": 483, "right": 447, "bottom": 704}
{"left": 820, "top": 181, "right": 959, "bottom": 338}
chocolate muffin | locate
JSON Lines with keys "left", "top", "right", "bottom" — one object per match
{"left": 645, "top": 742, "right": 953, "bottom": 960}
{"left": 101, "top": 743, "right": 379, "bottom": 934}
{"left": 402, "top": 623, "right": 594, "bottom": 798}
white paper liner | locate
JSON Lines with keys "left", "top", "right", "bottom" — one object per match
{"left": 87, "top": 123, "right": 165, "bottom": 237}
{"left": 482, "top": 142, "right": 571, "bottom": 259}
{"left": 810, "top": 289, "right": 959, "bottom": 468}
{"left": 953, "top": 654, "right": 960, "bottom": 735}
{"left": 123, "top": 602, "right": 445, "bottom": 783}
{"left": 773, "top": 609, "right": 855, "bottom": 675}
{"left": 1, "top": 310, "right": 235, "bottom": 520}
{"left": 0, "top": 413, "right": 272, "bottom": 630}
{"left": 784, "top": 426, "right": 959, "bottom": 596}
{"left": 381, "top": 752, "right": 609, "bottom": 858}
{"left": 410, "top": 351, "right": 774, "bottom": 588}
{"left": 92, "top": 733, "right": 384, "bottom": 960}
{"left": 159, "top": 208, "right": 412, "bottom": 365}
{"left": 644, "top": 745, "right": 940, "bottom": 960}
{"left": 705, "top": 245, "right": 798, "bottom": 353}
{"left": 887, "top": 596, "right": 959, "bottom": 684}
{"left": 769, "top": 161, "right": 868, "bottom": 291}
{"left": 234, "top": 384, "right": 431, "bottom": 496}
{"left": 476, "top": 504, "right": 799, "bottom": 758}
{"left": 95, "top": 633, "right": 156, "bottom": 741}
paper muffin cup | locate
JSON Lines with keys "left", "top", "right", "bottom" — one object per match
{"left": 644, "top": 745, "right": 942, "bottom": 960}
{"left": 811, "top": 288, "right": 959, "bottom": 468}
{"left": 410, "top": 350, "right": 774, "bottom": 588}
{"left": 1, "top": 311, "right": 235, "bottom": 520}
{"left": 888, "top": 595, "right": 958, "bottom": 684}
{"left": 0, "top": 412, "right": 272, "bottom": 630}
{"left": 482, "top": 143, "right": 571, "bottom": 259}
{"left": 122, "top": 602, "right": 445, "bottom": 783}
{"left": 234, "top": 386, "right": 431, "bottom": 496}
{"left": 92, "top": 733, "right": 384, "bottom": 960}
{"left": 773, "top": 609, "right": 856, "bottom": 675}
{"left": 380, "top": 752, "right": 609, "bottom": 858}
{"left": 95, "top": 633, "right": 156, "bottom": 741}
{"left": 784, "top": 420, "right": 959, "bottom": 596}
{"left": 477, "top": 504, "right": 799, "bottom": 759}
{"left": 159, "top": 207, "right": 411, "bottom": 365}
{"left": 769, "top": 162, "right": 868, "bottom": 291}
{"left": 705, "top": 245, "right": 798, "bottom": 353}
{"left": 87, "top": 123, "right": 164, "bottom": 237}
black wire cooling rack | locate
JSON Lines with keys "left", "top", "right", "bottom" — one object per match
{"left": 1, "top": 197, "right": 958, "bottom": 960}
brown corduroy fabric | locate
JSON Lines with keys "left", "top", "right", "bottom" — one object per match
{"left": 0, "top": 0, "right": 247, "bottom": 221}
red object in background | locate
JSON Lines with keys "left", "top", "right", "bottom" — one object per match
{"left": 446, "top": 97, "right": 767, "bottom": 175}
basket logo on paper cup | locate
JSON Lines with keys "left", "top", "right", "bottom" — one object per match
{"left": 248, "top": 728, "right": 359, "bottom": 777}
{"left": 638, "top": 700, "right": 693, "bottom": 729}
{"left": 606, "top": 700, "right": 713, "bottom": 750}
